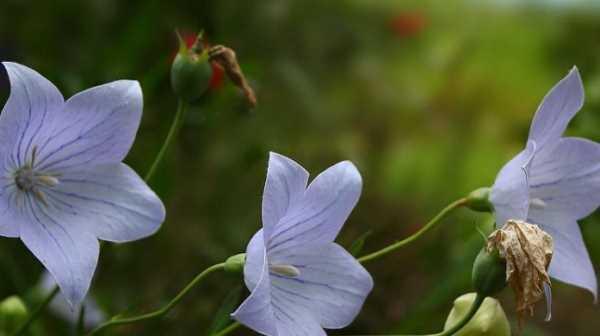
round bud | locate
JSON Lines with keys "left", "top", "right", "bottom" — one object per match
{"left": 444, "top": 293, "right": 511, "bottom": 336}
{"left": 0, "top": 296, "right": 28, "bottom": 334}
{"left": 465, "top": 187, "right": 493, "bottom": 213}
{"left": 170, "top": 34, "right": 213, "bottom": 103}
{"left": 224, "top": 253, "right": 246, "bottom": 274}
{"left": 472, "top": 248, "right": 507, "bottom": 297}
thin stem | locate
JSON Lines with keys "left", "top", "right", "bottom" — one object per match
{"left": 76, "top": 306, "right": 86, "bottom": 336}
{"left": 12, "top": 287, "right": 59, "bottom": 336}
{"left": 429, "top": 293, "right": 485, "bottom": 336}
{"left": 358, "top": 198, "right": 467, "bottom": 264}
{"left": 144, "top": 99, "right": 188, "bottom": 181}
{"left": 87, "top": 262, "right": 225, "bottom": 336}
{"left": 213, "top": 322, "right": 241, "bottom": 336}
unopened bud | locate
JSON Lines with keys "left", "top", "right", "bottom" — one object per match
{"left": 465, "top": 187, "right": 493, "bottom": 213}
{"left": 0, "top": 296, "right": 28, "bottom": 334}
{"left": 224, "top": 253, "right": 246, "bottom": 274}
{"left": 171, "top": 31, "right": 213, "bottom": 103}
{"left": 444, "top": 293, "right": 511, "bottom": 336}
{"left": 472, "top": 248, "right": 507, "bottom": 297}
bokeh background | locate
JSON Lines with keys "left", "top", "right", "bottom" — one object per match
{"left": 1, "top": 0, "right": 600, "bottom": 335}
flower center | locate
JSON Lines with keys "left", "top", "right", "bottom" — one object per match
{"left": 13, "top": 146, "right": 59, "bottom": 206}
{"left": 269, "top": 264, "right": 301, "bottom": 277}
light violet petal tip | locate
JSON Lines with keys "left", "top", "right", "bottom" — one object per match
{"left": 528, "top": 66, "right": 584, "bottom": 148}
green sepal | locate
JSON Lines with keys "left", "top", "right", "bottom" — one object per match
{"left": 224, "top": 253, "right": 246, "bottom": 274}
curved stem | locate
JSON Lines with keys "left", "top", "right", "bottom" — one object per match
{"left": 87, "top": 262, "right": 225, "bottom": 335}
{"left": 144, "top": 99, "right": 188, "bottom": 181}
{"left": 213, "top": 322, "right": 241, "bottom": 336}
{"left": 429, "top": 293, "right": 485, "bottom": 336}
{"left": 358, "top": 198, "right": 467, "bottom": 264}
{"left": 12, "top": 287, "right": 59, "bottom": 336}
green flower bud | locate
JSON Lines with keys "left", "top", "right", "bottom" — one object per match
{"left": 224, "top": 253, "right": 246, "bottom": 274}
{"left": 171, "top": 32, "right": 213, "bottom": 103}
{"left": 0, "top": 296, "right": 28, "bottom": 334}
{"left": 465, "top": 187, "right": 493, "bottom": 213}
{"left": 444, "top": 293, "right": 511, "bottom": 336}
{"left": 472, "top": 248, "right": 507, "bottom": 297}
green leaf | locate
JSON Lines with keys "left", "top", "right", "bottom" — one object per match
{"left": 349, "top": 230, "right": 373, "bottom": 257}
{"left": 208, "top": 285, "right": 243, "bottom": 335}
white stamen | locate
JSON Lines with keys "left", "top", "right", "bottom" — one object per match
{"left": 530, "top": 198, "right": 547, "bottom": 210}
{"left": 37, "top": 175, "right": 59, "bottom": 187}
{"left": 269, "top": 264, "right": 301, "bottom": 277}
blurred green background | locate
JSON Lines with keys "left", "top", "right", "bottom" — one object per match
{"left": 1, "top": 0, "right": 600, "bottom": 335}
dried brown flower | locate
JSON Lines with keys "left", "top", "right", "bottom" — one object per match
{"left": 486, "top": 219, "right": 553, "bottom": 326}
{"left": 208, "top": 45, "right": 257, "bottom": 108}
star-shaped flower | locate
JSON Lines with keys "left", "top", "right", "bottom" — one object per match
{"left": 232, "top": 153, "right": 373, "bottom": 335}
{"left": 490, "top": 67, "right": 599, "bottom": 303}
{"left": 0, "top": 62, "right": 165, "bottom": 307}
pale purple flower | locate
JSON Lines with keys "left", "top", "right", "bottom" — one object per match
{"left": 232, "top": 153, "right": 373, "bottom": 336}
{"left": 490, "top": 67, "right": 599, "bottom": 305}
{"left": 0, "top": 62, "right": 165, "bottom": 307}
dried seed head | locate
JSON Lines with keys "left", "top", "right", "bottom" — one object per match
{"left": 486, "top": 220, "right": 553, "bottom": 326}
{"left": 208, "top": 45, "right": 257, "bottom": 108}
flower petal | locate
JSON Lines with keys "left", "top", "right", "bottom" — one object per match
{"left": 528, "top": 67, "right": 583, "bottom": 149}
{"left": 32, "top": 80, "right": 142, "bottom": 172}
{"left": 529, "top": 210, "right": 597, "bottom": 300}
{"left": 268, "top": 297, "right": 326, "bottom": 336}
{"left": 243, "top": 230, "right": 267, "bottom": 291}
{"left": 232, "top": 240, "right": 278, "bottom": 336}
{"left": 42, "top": 163, "right": 164, "bottom": 242}
{"left": 529, "top": 137, "right": 600, "bottom": 220}
{"left": 543, "top": 282, "right": 552, "bottom": 322}
{"left": 490, "top": 141, "right": 536, "bottom": 227}
{"left": 19, "top": 193, "right": 99, "bottom": 307}
{"left": 0, "top": 62, "right": 64, "bottom": 167}
{"left": 262, "top": 152, "right": 309, "bottom": 239}
{"left": 0, "top": 223, "right": 18, "bottom": 237}
{"left": 267, "top": 161, "right": 362, "bottom": 252}
{"left": 0, "top": 162, "right": 24, "bottom": 238}
{"left": 269, "top": 243, "right": 373, "bottom": 329}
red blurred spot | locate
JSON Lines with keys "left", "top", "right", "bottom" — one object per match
{"left": 209, "top": 63, "right": 225, "bottom": 90}
{"left": 172, "top": 31, "right": 224, "bottom": 91}
{"left": 389, "top": 12, "right": 426, "bottom": 38}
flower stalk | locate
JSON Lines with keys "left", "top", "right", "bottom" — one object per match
{"left": 212, "top": 321, "right": 241, "bottom": 336}
{"left": 358, "top": 197, "right": 467, "bottom": 264}
{"left": 145, "top": 99, "right": 189, "bottom": 182}
{"left": 86, "top": 262, "right": 226, "bottom": 335}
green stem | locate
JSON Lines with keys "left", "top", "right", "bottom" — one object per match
{"left": 429, "top": 293, "right": 485, "bottom": 336}
{"left": 144, "top": 99, "right": 188, "bottom": 181}
{"left": 12, "top": 287, "right": 59, "bottom": 336}
{"left": 87, "top": 262, "right": 226, "bottom": 335}
{"left": 358, "top": 198, "right": 467, "bottom": 264}
{"left": 213, "top": 322, "right": 241, "bottom": 336}
{"left": 76, "top": 306, "right": 86, "bottom": 335}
